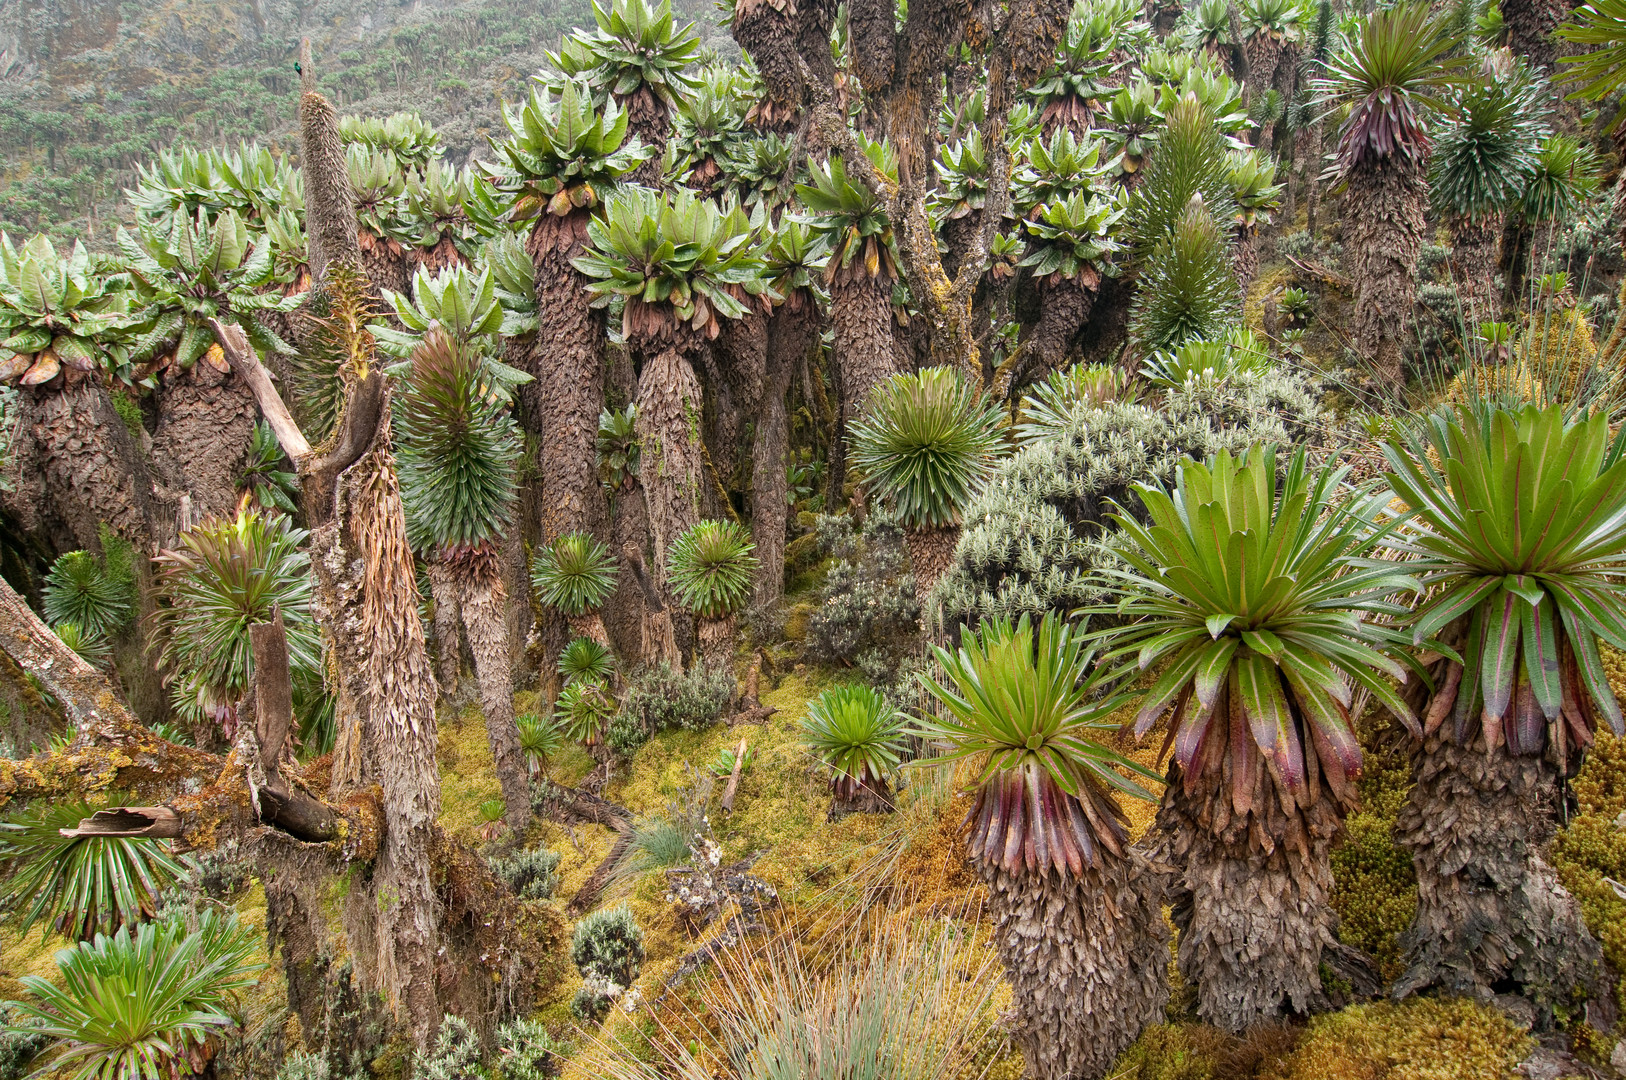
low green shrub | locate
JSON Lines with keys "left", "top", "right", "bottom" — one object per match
{"left": 614, "top": 662, "right": 735, "bottom": 744}
{"left": 496, "top": 1018, "right": 569, "bottom": 1079}
{"left": 571, "top": 904, "right": 645, "bottom": 989}
{"left": 486, "top": 847, "right": 561, "bottom": 901}
{"left": 803, "top": 514, "right": 922, "bottom": 685}
{"left": 420, "top": 1013, "right": 483, "bottom": 1080}
{"left": 1552, "top": 730, "right": 1626, "bottom": 1014}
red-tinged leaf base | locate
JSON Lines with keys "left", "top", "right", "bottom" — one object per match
{"left": 982, "top": 852, "right": 1169, "bottom": 1080}
{"left": 1154, "top": 761, "right": 1353, "bottom": 1033}
{"left": 826, "top": 771, "right": 894, "bottom": 821}
{"left": 1393, "top": 729, "right": 1603, "bottom": 1004}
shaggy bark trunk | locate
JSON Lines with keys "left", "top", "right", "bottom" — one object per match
{"left": 525, "top": 211, "right": 605, "bottom": 545}
{"left": 993, "top": 272, "right": 1097, "bottom": 400}
{"left": 1244, "top": 33, "right": 1282, "bottom": 147}
{"left": 695, "top": 615, "right": 735, "bottom": 667}
{"left": 1157, "top": 683, "right": 1352, "bottom": 1033}
{"left": 358, "top": 232, "right": 412, "bottom": 297}
{"left": 1394, "top": 730, "right": 1602, "bottom": 1004}
{"left": 620, "top": 87, "right": 671, "bottom": 188}
{"left": 457, "top": 556, "right": 531, "bottom": 830}
{"left": 1303, "top": 121, "right": 1324, "bottom": 239}
{"left": 904, "top": 525, "right": 959, "bottom": 597}
{"left": 425, "top": 560, "right": 462, "bottom": 700}
{"left": 751, "top": 302, "right": 815, "bottom": 606}
{"left": 1503, "top": 0, "right": 1568, "bottom": 74}
{"left": 831, "top": 275, "right": 902, "bottom": 421}
{"left": 1234, "top": 225, "right": 1260, "bottom": 296}
{"left": 732, "top": 0, "right": 805, "bottom": 131}
{"left": 633, "top": 347, "right": 705, "bottom": 593}
{"left": 603, "top": 481, "right": 651, "bottom": 667}
{"left": 567, "top": 613, "right": 612, "bottom": 648}
{"left": 1347, "top": 154, "right": 1426, "bottom": 390}
{"left": 1449, "top": 214, "right": 1504, "bottom": 331}
{"left": 151, "top": 360, "right": 259, "bottom": 523}
{"left": 982, "top": 851, "right": 1170, "bottom": 1080}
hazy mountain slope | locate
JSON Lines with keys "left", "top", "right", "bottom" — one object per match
{"left": 0, "top": 0, "right": 735, "bottom": 240}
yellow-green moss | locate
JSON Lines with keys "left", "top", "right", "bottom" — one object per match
{"left": 1259, "top": 998, "right": 1533, "bottom": 1080}
{"left": 1329, "top": 742, "right": 1416, "bottom": 983}
{"left": 1551, "top": 730, "right": 1626, "bottom": 1015}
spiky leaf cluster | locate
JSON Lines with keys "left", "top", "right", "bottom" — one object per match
{"left": 1030, "top": 0, "right": 1149, "bottom": 131}
{"left": 667, "top": 519, "right": 758, "bottom": 618}
{"left": 1128, "top": 199, "right": 1238, "bottom": 355}
{"left": 921, "top": 612, "right": 1156, "bottom": 876}
{"left": 0, "top": 801, "right": 187, "bottom": 941}
{"left": 119, "top": 209, "right": 302, "bottom": 372}
{"left": 1242, "top": 0, "right": 1303, "bottom": 40}
{"left": 850, "top": 366, "right": 1006, "bottom": 530}
{"left": 795, "top": 135, "right": 899, "bottom": 285}
{"left": 1520, "top": 135, "right": 1601, "bottom": 223}
{"left": 517, "top": 713, "right": 565, "bottom": 775}
{"left": 761, "top": 218, "right": 830, "bottom": 311}
{"left": 43, "top": 550, "right": 134, "bottom": 638}
{"left": 1012, "top": 128, "right": 1111, "bottom": 217}
{"left": 488, "top": 81, "right": 652, "bottom": 222}
{"left": 575, "top": 186, "right": 769, "bottom": 346}
{"left": 127, "top": 142, "right": 301, "bottom": 227}
{"left": 483, "top": 232, "right": 541, "bottom": 338}
{"left": 1154, "top": 67, "right": 1250, "bottom": 135}
{"left": 375, "top": 264, "right": 506, "bottom": 358}
{"left": 929, "top": 131, "right": 989, "bottom": 224}
{"left": 1185, "top": 0, "right": 1235, "bottom": 54}
{"left": 1313, "top": 2, "right": 1467, "bottom": 172}
{"left": 532, "top": 532, "right": 619, "bottom": 616}
{"left": 1016, "top": 363, "right": 1139, "bottom": 441}
{"left": 0, "top": 234, "right": 136, "bottom": 384}
{"left": 1019, "top": 190, "right": 1128, "bottom": 284}
{"left": 1381, "top": 404, "right": 1626, "bottom": 753}
{"left": 596, "top": 405, "right": 642, "bottom": 492}
{"left": 3, "top": 909, "right": 263, "bottom": 1080}
{"left": 800, "top": 684, "right": 908, "bottom": 799}
{"left": 718, "top": 132, "right": 803, "bottom": 211}
{"left": 237, "top": 422, "right": 299, "bottom": 515}
{"left": 560, "top": 637, "right": 617, "bottom": 685}
{"left": 1557, "top": 0, "right": 1626, "bottom": 131}
{"left": 545, "top": 0, "right": 703, "bottom": 110}
{"left": 339, "top": 111, "right": 443, "bottom": 172}
{"left": 1099, "top": 80, "right": 1159, "bottom": 175}
{"left": 1228, "top": 151, "right": 1283, "bottom": 228}
{"left": 1429, "top": 56, "right": 1547, "bottom": 224}
{"left": 152, "top": 508, "right": 322, "bottom": 719}
{"left": 1096, "top": 446, "right": 1420, "bottom": 810}
{"left": 394, "top": 326, "right": 521, "bottom": 553}
{"left": 669, "top": 67, "right": 750, "bottom": 188}
{"left": 345, "top": 143, "right": 414, "bottom": 242}
{"left": 1140, "top": 328, "right": 1271, "bottom": 388}
{"left": 403, "top": 160, "right": 485, "bottom": 253}
{"left": 559, "top": 678, "right": 616, "bottom": 745}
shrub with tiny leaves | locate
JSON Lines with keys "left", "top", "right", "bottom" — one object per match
{"left": 496, "top": 1019, "right": 569, "bottom": 1080}
{"left": 804, "top": 514, "right": 922, "bottom": 685}
{"left": 486, "top": 847, "right": 561, "bottom": 901}
{"left": 615, "top": 662, "right": 735, "bottom": 740}
{"left": 571, "top": 904, "right": 645, "bottom": 989}
{"left": 419, "top": 1014, "right": 484, "bottom": 1080}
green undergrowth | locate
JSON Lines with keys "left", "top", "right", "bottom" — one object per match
{"left": 1328, "top": 718, "right": 1417, "bottom": 984}
{"left": 1551, "top": 730, "right": 1626, "bottom": 1016}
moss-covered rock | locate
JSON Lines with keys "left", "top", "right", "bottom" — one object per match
{"left": 1258, "top": 998, "right": 1533, "bottom": 1080}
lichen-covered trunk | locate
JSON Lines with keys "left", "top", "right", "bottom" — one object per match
{"left": 308, "top": 434, "right": 442, "bottom": 1043}
{"left": 831, "top": 275, "right": 901, "bottom": 421}
{"left": 1158, "top": 750, "right": 1345, "bottom": 1032}
{"left": 603, "top": 481, "right": 651, "bottom": 667}
{"left": 1448, "top": 214, "right": 1504, "bottom": 331}
{"left": 996, "top": 274, "right": 1097, "bottom": 399}
{"left": 1347, "top": 155, "right": 1426, "bottom": 388}
{"left": 751, "top": 303, "right": 816, "bottom": 606}
{"left": 982, "top": 853, "right": 1170, "bottom": 1080}
{"left": 904, "top": 525, "right": 959, "bottom": 598}
{"left": 152, "top": 359, "right": 259, "bottom": 524}
{"left": 710, "top": 312, "right": 767, "bottom": 503}
{"left": 1394, "top": 731, "right": 1602, "bottom": 1003}
{"left": 633, "top": 348, "right": 705, "bottom": 594}
{"left": 525, "top": 212, "right": 605, "bottom": 545}
{"left": 457, "top": 559, "right": 531, "bottom": 830}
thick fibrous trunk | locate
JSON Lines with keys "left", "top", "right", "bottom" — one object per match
{"left": 1244, "top": 33, "right": 1282, "bottom": 144}
{"left": 426, "top": 560, "right": 461, "bottom": 700}
{"left": 152, "top": 360, "right": 258, "bottom": 523}
{"left": 458, "top": 557, "right": 530, "bottom": 830}
{"left": 751, "top": 303, "right": 816, "bottom": 605}
{"left": 695, "top": 615, "right": 735, "bottom": 666}
{"left": 1394, "top": 731, "right": 1602, "bottom": 1002}
{"left": 732, "top": 0, "right": 803, "bottom": 129}
{"left": 995, "top": 274, "right": 1097, "bottom": 399}
{"left": 1347, "top": 155, "right": 1426, "bottom": 388}
{"left": 621, "top": 88, "right": 671, "bottom": 187}
{"left": 849, "top": 0, "right": 896, "bottom": 90}
{"left": 1503, "top": 0, "right": 1568, "bottom": 74}
{"left": 831, "top": 275, "right": 901, "bottom": 420}
{"left": 634, "top": 348, "right": 705, "bottom": 592}
{"left": 1158, "top": 752, "right": 1345, "bottom": 1032}
{"left": 904, "top": 525, "right": 959, "bottom": 597}
{"left": 299, "top": 92, "right": 361, "bottom": 282}
{"left": 1449, "top": 214, "right": 1504, "bottom": 330}
{"left": 1234, "top": 225, "right": 1259, "bottom": 295}
{"left": 525, "top": 212, "right": 605, "bottom": 544}
{"left": 983, "top": 853, "right": 1170, "bottom": 1080}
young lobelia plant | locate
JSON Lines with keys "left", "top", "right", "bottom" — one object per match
{"left": 849, "top": 366, "right": 1005, "bottom": 594}
{"left": 1094, "top": 444, "right": 1421, "bottom": 1032}
{"left": 1381, "top": 403, "right": 1626, "bottom": 1003}
{"left": 2, "top": 909, "right": 263, "bottom": 1080}
{"left": 667, "top": 519, "right": 758, "bottom": 663}
{"left": 918, "top": 612, "right": 1168, "bottom": 1079}
{"left": 531, "top": 531, "right": 618, "bottom": 646}
{"left": 800, "top": 684, "right": 909, "bottom": 816}
{"left": 559, "top": 636, "right": 616, "bottom": 687}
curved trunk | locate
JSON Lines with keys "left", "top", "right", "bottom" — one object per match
{"left": 152, "top": 359, "right": 258, "bottom": 523}
{"left": 1157, "top": 678, "right": 1353, "bottom": 1033}
{"left": 751, "top": 302, "right": 816, "bottom": 606}
{"left": 457, "top": 556, "right": 531, "bottom": 830}
{"left": 1347, "top": 155, "right": 1426, "bottom": 388}
{"left": 982, "top": 851, "right": 1170, "bottom": 1080}
{"left": 425, "top": 560, "right": 462, "bottom": 701}
{"left": 995, "top": 273, "right": 1096, "bottom": 400}
{"left": 633, "top": 347, "right": 705, "bottom": 594}
{"left": 525, "top": 211, "right": 605, "bottom": 544}
{"left": 1448, "top": 214, "right": 1504, "bottom": 330}
{"left": 904, "top": 525, "right": 959, "bottom": 598}
{"left": 1394, "top": 730, "right": 1602, "bottom": 1003}
{"left": 831, "top": 275, "right": 902, "bottom": 421}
